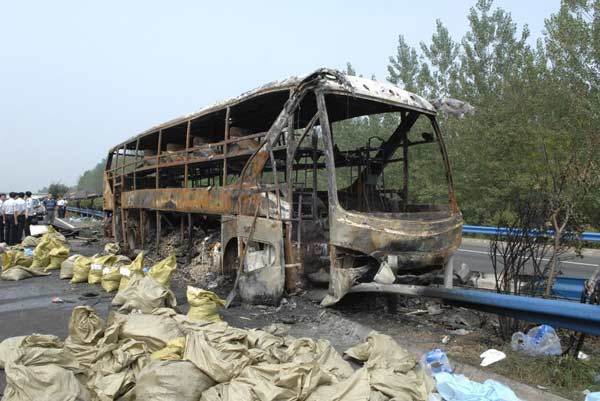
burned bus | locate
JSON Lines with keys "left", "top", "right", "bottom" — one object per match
{"left": 104, "top": 68, "right": 462, "bottom": 305}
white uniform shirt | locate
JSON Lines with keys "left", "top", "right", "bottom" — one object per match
{"left": 25, "top": 198, "right": 35, "bottom": 215}
{"left": 15, "top": 198, "right": 26, "bottom": 215}
{"left": 2, "top": 198, "right": 16, "bottom": 215}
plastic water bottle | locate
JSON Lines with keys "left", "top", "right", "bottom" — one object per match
{"left": 422, "top": 349, "right": 453, "bottom": 375}
{"left": 511, "top": 324, "right": 562, "bottom": 356}
{"left": 532, "top": 325, "right": 552, "bottom": 345}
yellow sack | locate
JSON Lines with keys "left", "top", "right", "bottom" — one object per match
{"left": 104, "top": 242, "right": 120, "bottom": 255}
{"left": 100, "top": 265, "right": 121, "bottom": 292}
{"left": 29, "top": 227, "right": 67, "bottom": 269}
{"left": 71, "top": 256, "right": 93, "bottom": 283}
{"left": 2, "top": 250, "right": 32, "bottom": 270}
{"left": 101, "top": 255, "right": 131, "bottom": 293}
{"left": 88, "top": 254, "right": 117, "bottom": 284}
{"left": 60, "top": 255, "right": 81, "bottom": 279}
{"left": 21, "top": 236, "right": 40, "bottom": 248}
{"left": 44, "top": 226, "right": 67, "bottom": 243}
{"left": 186, "top": 286, "right": 225, "bottom": 322}
{"left": 151, "top": 337, "right": 186, "bottom": 361}
{"left": 148, "top": 255, "right": 177, "bottom": 287}
{"left": 1, "top": 266, "right": 50, "bottom": 281}
{"left": 30, "top": 240, "right": 50, "bottom": 269}
{"left": 117, "top": 252, "right": 145, "bottom": 292}
{"left": 45, "top": 246, "right": 70, "bottom": 271}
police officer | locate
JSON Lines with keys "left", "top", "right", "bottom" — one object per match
{"left": 3, "top": 193, "right": 17, "bottom": 245}
{"left": 0, "top": 193, "right": 5, "bottom": 243}
{"left": 15, "top": 192, "right": 26, "bottom": 243}
{"left": 24, "top": 191, "right": 34, "bottom": 237}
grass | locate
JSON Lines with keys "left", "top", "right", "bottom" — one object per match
{"left": 449, "top": 344, "right": 600, "bottom": 400}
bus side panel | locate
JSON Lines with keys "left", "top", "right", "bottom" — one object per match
{"left": 103, "top": 172, "right": 114, "bottom": 211}
{"left": 222, "top": 215, "right": 285, "bottom": 305}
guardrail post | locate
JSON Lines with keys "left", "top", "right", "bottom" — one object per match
{"left": 444, "top": 255, "right": 454, "bottom": 289}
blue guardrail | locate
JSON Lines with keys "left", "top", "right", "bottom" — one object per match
{"left": 463, "top": 225, "right": 600, "bottom": 242}
{"left": 66, "top": 206, "right": 105, "bottom": 219}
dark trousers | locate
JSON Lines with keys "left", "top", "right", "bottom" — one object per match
{"left": 0, "top": 218, "right": 4, "bottom": 243}
{"left": 16, "top": 215, "right": 25, "bottom": 243}
{"left": 5, "top": 218, "right": 16, "bottom": 245}
{"left": 24, "top": 216, "right": 33, "bottom": 237}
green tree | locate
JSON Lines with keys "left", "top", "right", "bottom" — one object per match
{"left": 76, "top": 158, "right": 106, "bottom": 194}
{"left": 385, "top": 0, "right": 600, "bottom": 227}
{"left": 47, "top": 182, "right": 70, "bottom": 198}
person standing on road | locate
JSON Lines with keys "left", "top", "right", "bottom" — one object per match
{"left": 24, "top": 191, "right": 34, "bottom": 237}
{"left": 0, "top": 193, "right": 5, "bottom": 243}
{"left": 3, "top": 193, "right": 17, "bottom": 245}
{"left": 14, "top": 192, "right": 26, "bottom": 243}
{"left": 43, "top": 193, "right": 57, "bottom": 225}
{"left": 57, "top": 196, "right": 66, "bottom": 218}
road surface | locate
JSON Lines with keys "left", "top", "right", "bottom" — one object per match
{"left": 456, "top": 238, "right": 600, "bottom": 279}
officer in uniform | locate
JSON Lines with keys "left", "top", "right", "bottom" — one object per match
{"left": 0, "top": 193, "right": 5, "bottom": 243}
{"left": 15, "top": 192, "right": 26, "bottom": 243}
{"left": 24, "top": 191, "right": 34, "bottom": 237}
{"left": 3, "top": 193, "right": 17, "bottom": 245}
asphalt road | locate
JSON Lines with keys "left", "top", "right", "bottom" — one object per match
{"left": 456, "top": 238, "right": 600, "bottom": 279}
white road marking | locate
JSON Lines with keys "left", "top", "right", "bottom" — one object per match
{"left": 457, "top": 248, "right": 599, "bottom": 267}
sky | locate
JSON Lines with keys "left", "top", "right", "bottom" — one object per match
{"left": 0, "top": 0, "right": 560, "bottom": 192}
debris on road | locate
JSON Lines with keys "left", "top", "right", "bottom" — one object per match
{"left": 511, "top": 325, "right": 562, "bottom": 356}
{"left": 479, "top": 349, "right": 506, "bottom": 367}
{"left": 422, "top": 348, "right": 453, "bottom": 375}
{"left": 434, "top": 372, "right": 520, "bottom": 401}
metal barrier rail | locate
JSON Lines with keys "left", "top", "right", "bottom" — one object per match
{"left": 349, "top": 283, "right": 600, "bottom": 335}
{"left": 66, "top": 206, "right": 105, "bottom": 218}
{"left": 463, "top": 225, "right": 600, "bottom": 242}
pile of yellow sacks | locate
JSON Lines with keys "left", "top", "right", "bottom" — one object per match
{"left": 0, "top": 227, "right": 70, "bottom": 281}
{"left": 0, "top": 303, "right": 434, "bottom": 401}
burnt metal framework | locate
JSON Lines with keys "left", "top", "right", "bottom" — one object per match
{"left": 104, "top": 68, "right": 462, "bottom": 304}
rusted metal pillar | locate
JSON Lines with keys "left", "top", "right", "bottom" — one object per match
{"left": 284, "top": 110, "right": 297, "bottom": 292}
{"left": 112, "top": 149, "right": 119, "bottom": 240}
{"left": 444, "top": 255, "right": 454, "bottom": 289}
{"left": 133, "top": 139, "right": 139, "bottom": 190}
{"left": 187, "top": 213, "right": 193, "bottom": 264}
{"left": 180, "top": 214, "right": 185, "bottom": 242}
{"left": 140, "top": 209, "right": 144, "bottom": 249}
{"left": 120, "top": 145, "right": 128, "bottom": 249}
{"left": 402, "top": 131, "right": 409, "bottom": 212}
{"left": 223, "top": 107, "right": 230, "bottom": 185}
{"left": 184, "top": 120, "right": 191, "bottom": 188}
{"left": 156, "top": 211, "right": 161, "bottom": 253}
{"left": 155, "top": 130, "right": 162, "bottom": 253}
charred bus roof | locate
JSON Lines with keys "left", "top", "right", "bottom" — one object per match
{"left": 110, "top": 68, "right": 436, "bottom": 152}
